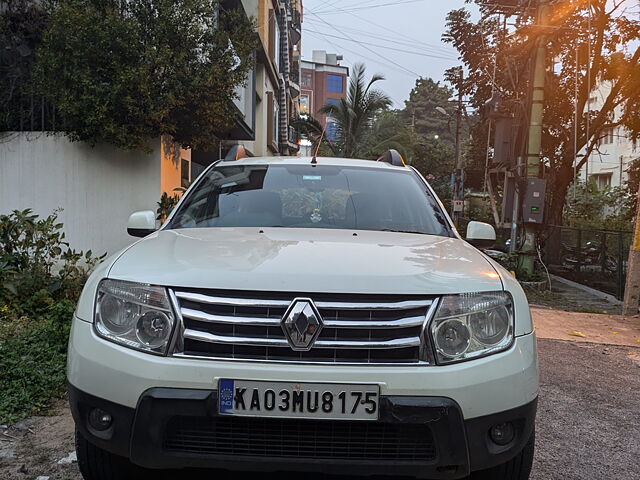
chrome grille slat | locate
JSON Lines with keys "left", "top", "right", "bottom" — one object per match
{"left": 172, "top": 289, "right": 437, "bottom": 365}
{"left": 184, "top": 329, "right": 288, "bottom": 347}
{"left": 182, "top": 308, "right": 281, "bottom": 326}
{"left": 175, "top": 291, "right": 433, "bottom": 311}
{"left": 182, "top": 307, "right": 424, "bottom": 329}
{"left": 183, "top": 328, "right": 421, "bottom": 350}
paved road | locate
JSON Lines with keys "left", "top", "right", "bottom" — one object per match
{"left": 3, "top": 338, "right": 639, "bottom": 480}
{"left": 531, "top": 339, "right": 640, "bottom": 480}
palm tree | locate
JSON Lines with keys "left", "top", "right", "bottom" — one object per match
{"left": 319, "top": 64, "right": 391, "bottom": 158}
{"left": 294, "top": 64, "right": 391, "bottom": 158}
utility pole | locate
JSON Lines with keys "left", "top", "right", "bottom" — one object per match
{"left": 623, "top": 184, "right": 640, "bottom": 316}
{"left": 520, "top": 0, "right": 550, "bottom": 274}
{"left": 452, "top": 67, "right": 464, "bottom": 227}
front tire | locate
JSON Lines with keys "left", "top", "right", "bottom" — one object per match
{"left": 470, "top": 429, "right": 535, "bottom": 480}
{"left": 75, "top": 429, "right": 149, "bottom": 480}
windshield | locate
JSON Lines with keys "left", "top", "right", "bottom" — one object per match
{"left": 167, "top": 164, "right": 452, "bottom": 236}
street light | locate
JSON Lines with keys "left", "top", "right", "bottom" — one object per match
{"left": 435, "top": 106, "right": 449, "bottom": 117}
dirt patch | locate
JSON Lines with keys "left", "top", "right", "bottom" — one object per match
{"left": 532, "top": 308, "right": 640, "bottom": 347}
{"left": 0, "top": 399, "right": 79, "bottom": 480}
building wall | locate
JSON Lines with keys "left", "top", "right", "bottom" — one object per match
{"left": 579, "top": 81, "right": 639, "bottom": 188}
{"left": 160, "top": 136, "right": 191, "bottom": 194}
{"left": 0, "top": 133, "right": 162, "bottom": 256}
{"left": 300, "top": 57, "right": 348, "bottom": 127}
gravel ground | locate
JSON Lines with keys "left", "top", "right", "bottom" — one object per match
{"left": 1, "top": 338, "right": 639, "bottom": 480}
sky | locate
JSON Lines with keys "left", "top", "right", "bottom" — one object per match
{"left": 301, "top": 0, "right": 479, "bottom": 109}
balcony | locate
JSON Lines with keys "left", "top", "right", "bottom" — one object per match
{"left": 289, "top": 9, "right": 302, "bottom": 44}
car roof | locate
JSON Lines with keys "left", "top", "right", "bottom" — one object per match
{"left": 216, "top": 156, "right": 408, "bottom": 170}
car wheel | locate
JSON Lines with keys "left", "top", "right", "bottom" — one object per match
{"left": 469, "top": 429, "right": 535, "bottom": 480}
{"left": 75, "top": 429, "right": 150, "bottom": 480}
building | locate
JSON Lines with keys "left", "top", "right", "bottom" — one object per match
{"left": 578, "top": 81, "right": 638, "bottom": 189}
{"left": 300, "top": 51, "right": 349, "bottom": 142}
{"left": 190, "top": 0, "right": 302, "bottom": 172}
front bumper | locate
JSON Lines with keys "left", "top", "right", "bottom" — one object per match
{"left": 67, "top": 318, "right": 539, "bottom": 419}
{"left": 69, "top": 384, "right": 537, "bottom": 480}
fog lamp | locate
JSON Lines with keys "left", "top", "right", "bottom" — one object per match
{"left": 88, "top": 408, "right": 113, "bottom": 431}
{"left": 489, "top": 422, "right": 515, "bottom": 446}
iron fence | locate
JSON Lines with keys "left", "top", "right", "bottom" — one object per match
{"left": 543, "top": 225, "right": 632, "bottom": 300}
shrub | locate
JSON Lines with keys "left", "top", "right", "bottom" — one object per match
{"left": 0, "top": 299, "right": 75, "bottom": 424}
{"left": 0, "top": 209, "right": 105, "bottom": 307}
{"left": 0, "top": 210, "right": 104, "bottom": 423}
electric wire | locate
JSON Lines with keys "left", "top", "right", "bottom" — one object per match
{"left": 303, "top": 18, "right": 456, "bottom": 56}
{"left": 312, "top": 0, "right": 427, "bottom": 15}
{"left": 303, "top": 29, "right": 458, "bottom": 60}
{"left": 305, "top": 10, "right": 423, "bottom": 78}
{"left": 306, "top": 5, "right": 454, "bottom": 61}
{"left": 303, "top": 18, "right": 456, "bottom": 53}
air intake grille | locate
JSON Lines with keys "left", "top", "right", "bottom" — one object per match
{"left": 171, "top": 289, "right": 436, "bottom": 364}
{"left": 163, "top": 415, "right": 437, "bottom": 462}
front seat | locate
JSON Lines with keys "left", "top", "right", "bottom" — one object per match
{"left": 344, "top": 192, "right": 392, "bottom": 231}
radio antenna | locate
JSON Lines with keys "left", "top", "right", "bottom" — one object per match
{"left": 311, "top": 124, "right": 327, "bottom": 165}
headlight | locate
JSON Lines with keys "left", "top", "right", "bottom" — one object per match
{"left": 430, "top": 292, "right": 514, "bottom": 364}
{"left": 94, "top": 279, "right": 175, "bottom": 355}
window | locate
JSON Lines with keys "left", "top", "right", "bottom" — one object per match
{"left": 266, "top": 91, "right": 279, "bottom": 151}
{"left": 168, "top": 165, "right": 452, "bottom": 238}
{"left": 300, "top": 94, "right": 309, "bottom": 114}
{"left": 590, "top": 173, "right": 612, "bottom": 190}
{"left": 301, "top": 71, "right": 312, "bottom": 87}
{"left": 325, "top": 98, "right": 341, "bottom": 107}
{"left": 181, "top": 158, "right": 190, "bottom": 188}
{"left": 599, "top": 128, "right": 615, "bottom": 146}
{"left": 268, "top": 10, "right": 280, "bottom": 68}
{"left": 326, "top": 74, "right": 343, "bottom": 93}
{"left": 326, "top": 120, "right": 339, "bottom": 142}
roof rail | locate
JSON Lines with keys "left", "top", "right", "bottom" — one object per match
{"left": 376, "top": 149, "right": 405, "bottom": 167}
{"left": 224, "top": 145, "right": 251, "bottom": 161}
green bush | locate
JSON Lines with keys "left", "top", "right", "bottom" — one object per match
{"left": 0, "top": 299, "right": 75, "bottom": 424}
{"left": 0, "top": 209, "right": 104, "bottom": 423}
{"left": 0, "top": 209, "right": 104, "bottom": 304}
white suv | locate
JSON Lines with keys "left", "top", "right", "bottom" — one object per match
{"left": 68, "top": 154, "right": 538, "bottom": 480}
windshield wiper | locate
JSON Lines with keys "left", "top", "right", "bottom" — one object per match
{"left": 380, "top": 229, "right": 426, "bottom": 235}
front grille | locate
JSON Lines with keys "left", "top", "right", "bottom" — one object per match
{"left": 163, "top": 416, "right": 437, "bottom": 462}
{"left": 171, "top": 289, "right": 436, "bottom": 364}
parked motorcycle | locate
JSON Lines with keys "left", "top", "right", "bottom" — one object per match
{"left": 561, "top": 241, "right": 618, "bottom": 272}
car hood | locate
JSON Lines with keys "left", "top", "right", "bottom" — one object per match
{"left": 109, "top": 227, "right": 502, "bottom": 295}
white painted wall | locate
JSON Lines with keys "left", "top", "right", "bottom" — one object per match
{"left": 0, "top": 133, "right": 161, "bottom": 256}
{"left": 579, "top": 81, "right": 639, "bottom": 188}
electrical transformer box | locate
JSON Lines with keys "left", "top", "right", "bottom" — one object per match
{"left": 522, "top": 178, "right": 547, "bottom": 224}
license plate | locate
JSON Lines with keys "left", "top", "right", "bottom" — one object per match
{"left": 218, "top": 379, "right": 380, "bottom": 421}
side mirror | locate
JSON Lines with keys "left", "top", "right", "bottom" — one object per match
{"left": 127, "top": 211, "right": 156, "bottom": 238}
{"left": 466, "top": 221, "right": 496, "bottom": 249}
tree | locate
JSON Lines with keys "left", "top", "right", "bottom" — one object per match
{"left": 0, "top": 1, "right": 51, "bottom": 131}
{"left": 409, "top": 138, "right": 455, "bottom": 204}
{"left": 358, "top": 111, "right": 418, "bottom": 161}
{"left": 33, "top": 0, "right": 256, "bottom": 152}
{"left": 443, "top": 0, "right": 640, "bottom": 226}
{"left": 317, "top": 63, "right": 392, "bottom": 158}
{"left": 400, "top": 78, "right": 456, "bottom": 145}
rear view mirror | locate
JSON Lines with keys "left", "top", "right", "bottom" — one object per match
{"left": 466, "top": 221, "right": 496, "bottom": 249}
{"left": 127, "top": 211, "right": 156, "bottom": 238}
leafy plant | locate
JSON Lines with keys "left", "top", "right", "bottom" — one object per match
{"left": 33, "top": 0, "right": 256, "bottom": 152}
{"left": 157, "top": 192, "right": 181, "bottom": 222}
{"left": 0, "top": 299, "right": 75, "bottom": 424}
{"left": 0, "top": 209, "right": 105, "bottom": 304}
{"left": 0, "top": 210, "right": 103, "bottom": 424}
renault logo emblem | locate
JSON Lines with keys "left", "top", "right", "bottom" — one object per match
{"left": 281, "top": 298, "right": 323, "bottom": 351}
